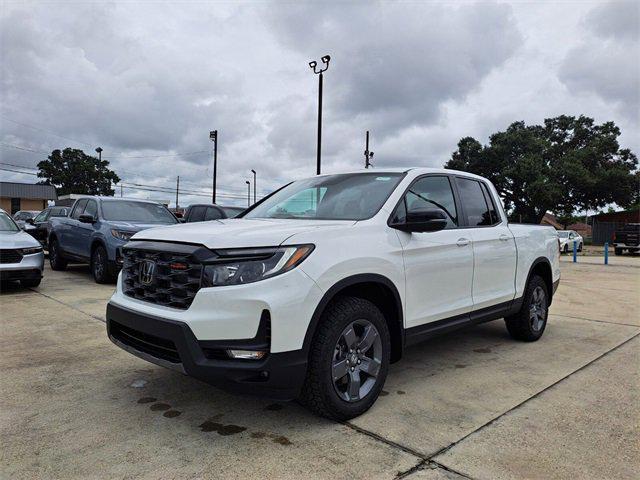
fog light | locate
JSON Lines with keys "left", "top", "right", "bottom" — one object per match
{"left": 226, "top": 349, "right": 267, "bottom": 360}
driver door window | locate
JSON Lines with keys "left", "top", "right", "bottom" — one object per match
{"left": 71, "top": 199, "right": 88, "bottom": 220}
{"left": 400, "top": 176, "right": 458, "bottom": 229}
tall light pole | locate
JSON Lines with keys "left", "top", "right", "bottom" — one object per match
{"left": 245, "top": 180, "right": 251, "bottom": 207}
{"left": 309, "top": 55, "right": 331, "bottom": 175}
{"left": 209, "top": 130, "right": 218, "bottom": 204}
{"left": 364, "top": 131, "right": 374, "bottom": 168}
{"left": 251, "top": 169, "right": 256, "bottom": 204}
{"left": 95, "top": 147, "right": 103, "bottom": 161}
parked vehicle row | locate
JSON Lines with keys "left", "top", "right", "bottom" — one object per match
{"left": 12, "top": 210, "right": 40, "bottom": 229}
{"left": 105, "top": 168, "right": 561, "bottom": 420}
{"left": 22, "top": 206, "right": 70, "bottom": 249}
{"left": 0, "top": 209, "right": 44, "bottom": 287}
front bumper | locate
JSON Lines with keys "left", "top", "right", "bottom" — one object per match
{"left": 0, "top": 252, "right": 44, "bottom": 281}
{"left": 106, "top": 302, "right": 308, "bottom": 400}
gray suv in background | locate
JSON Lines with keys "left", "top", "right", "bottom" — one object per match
{"left": 48, "top": 197, "right": 178, "bottom": 283}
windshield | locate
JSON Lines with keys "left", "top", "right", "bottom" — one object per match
{"left": 244, "top": 173, "right": 404, "bottom": 221}
{"left": 558, "top": 232, "right": 569, "bottom": 238}
{"left": 0, "top": 212, "right": 20, "bottom": 232}
{"left": 101, "top": 201, "right": 178, "bottom": 224}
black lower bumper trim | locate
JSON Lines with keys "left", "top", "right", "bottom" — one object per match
{"left": 0, "top": 269, "right": 42, "bottom": 281}
{"left": 106, "top": 302, "right": 307, "bottom": 400}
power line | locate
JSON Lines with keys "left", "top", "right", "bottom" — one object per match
{"left": 0, "top": 161, "right": 38, "bottom": 170}
{"left": 0, "top": 116, "right": 94, "bottom": 147}
{"left": 0, "top": 143, "right": 49, "bottom": 155}
{"left": 0, "top": 166, "right": 38, "bottom": 176}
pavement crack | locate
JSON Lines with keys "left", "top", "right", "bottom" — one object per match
{"left": 342, "top": 421, "right": 426, "bottom": 460}
{"left": 425, "top": 331, "right": 640, "bottom": 461}
{"left": 551, "top": 313, "right": 638, "bottom": 328}
{"left": 28, "top": 288, "right": 105, "bottom": 323}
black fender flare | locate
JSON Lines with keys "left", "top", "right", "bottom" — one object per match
{"left": 524, "top": 256, "right": 554, "bottom": 304}
{"left": 301, "top": 273, "right": 404, "bottom": 356}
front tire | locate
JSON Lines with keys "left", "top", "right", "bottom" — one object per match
{"left": 49, "top": 239, "right": 67, "bottom": 271}
{"left": 505, "top": 275, "right": 549, "bottom": 342}
{"left": 614, "top": 247, "right": 622, "bottom": 256}
{"left": 563, "top": 244, "right": 569, "bottom": 254}
{"left": 300, "top": 296, "right": 390, "bottom": 420}
{"left": 91, "top": 245, "right": 113, "bottom": 284}
{"left": 578, "top": 243, "right": 583, "bottom": 252}
{"left": 21, "top": 277, "right": 41, "bottom": 288}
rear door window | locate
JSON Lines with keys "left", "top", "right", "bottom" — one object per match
{"left": 456, "top": 178, "right": 493, "bottom": 227}
{"left": 188, "top": 206, "right": 206, "bottom": 222}
{"left": 204, "top": 207, "right": 224, "bottom": 221}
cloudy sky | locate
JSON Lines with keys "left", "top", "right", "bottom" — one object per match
{"left": 1, "top": 0, "right": 638, "bottom": 207}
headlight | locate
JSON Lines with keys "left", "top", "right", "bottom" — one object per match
{"left": 202, "top": 244, "right": 314, "bottom": 287}
{"left": 20, "top": 246, "right": 43, "bottom": 255}
{"left": 111, "top": 229, "right": 134, "bottom": 241}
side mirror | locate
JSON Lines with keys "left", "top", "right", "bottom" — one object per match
{"left": 393, "top": 207, "right": 448, "bottom": 233}
{"left": 78, "top": 214, "right": 96, "bottom": 224}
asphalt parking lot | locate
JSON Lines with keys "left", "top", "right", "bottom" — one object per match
{"left": 2, "top": 256, "right": 639, "bottom": 479}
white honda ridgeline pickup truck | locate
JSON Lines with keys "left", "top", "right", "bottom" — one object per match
{"left": 107, "top": 168, "right": 560, "bottom": 419}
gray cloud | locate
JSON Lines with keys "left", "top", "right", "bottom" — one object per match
{"left": 0, "top": 1, "right": 637, "bottom": 207}
{"left": 559, "top": 0, "right": 639, "bottom": 120}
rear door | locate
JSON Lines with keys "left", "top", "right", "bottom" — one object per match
{"left": 32, "top": 210, "right": 50, "bottom": 244}
{"left": 395, "top": 175, "right": 474, "bottom": 327}
{"left": 454, "top": 176, "right": 517, "bottom": 310}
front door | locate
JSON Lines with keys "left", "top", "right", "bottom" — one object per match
{"left": 395, "top": 175, "right": 474, "bottom": 328}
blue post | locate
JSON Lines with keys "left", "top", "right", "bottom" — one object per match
{"left": 573, "top": 240, "right": 577, "bottom": 263}
{"left": 604, "top": 242, "right": 609, "bottom": 265}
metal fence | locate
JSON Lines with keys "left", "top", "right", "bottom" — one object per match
{"left": 592, "top": 221, "right": 624, "bottom": 245}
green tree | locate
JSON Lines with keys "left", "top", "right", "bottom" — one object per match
{"left": 37, "top": 148, "right": 120, "bottom": 196}
{"left": 445, "top": 115, "right": 638, "bottom": 223}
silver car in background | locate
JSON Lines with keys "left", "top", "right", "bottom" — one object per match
{"left": 0, "top": 209, "right": 44, "bottom": 288}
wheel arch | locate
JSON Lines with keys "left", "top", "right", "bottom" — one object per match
{"left": 302, "top": 274, "right": 404, "bottom": 363}
{"left": 526, "top": 257, "right": 554, "bottom": 305}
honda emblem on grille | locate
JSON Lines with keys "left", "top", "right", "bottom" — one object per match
{"left": 139, "top": 260, "right": 156, "bottom": 285}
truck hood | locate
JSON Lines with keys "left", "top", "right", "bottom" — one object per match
{"left": 107, "top": 221, "right": 176, "bottom": 232}
{"left": 130, "top": 218, "right": 354, "bottom": 249}
{"left": 0, "top": 230, "right": 41, "bottom": 249}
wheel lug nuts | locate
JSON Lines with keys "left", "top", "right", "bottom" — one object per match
{"left": 351, "top": 367, "right": 354, "bottom": 371}
{"left": 357, "top": 360, "right": 361, "bottom": 364}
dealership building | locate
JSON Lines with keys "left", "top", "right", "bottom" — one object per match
{"left": 0, "top": 181, "right": 58, "bottom": 214}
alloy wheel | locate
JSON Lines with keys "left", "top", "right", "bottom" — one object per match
{"left": 529, "top": 286, "right": 547, "bottom": 332}
{"left": 332, "top": 319, "right": 382, "bottom": 402}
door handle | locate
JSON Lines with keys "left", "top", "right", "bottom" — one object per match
{"left": 456, "top": 238, "right": 470, "bottom": 247}
{"left": 499, "top": 234, "right": 511, "bottom": 242}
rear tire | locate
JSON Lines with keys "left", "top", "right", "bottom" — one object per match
{"left": 49, "top": 239, "right": 67, "bottom": 271}
{"left": 578, "top": 243, "right": 583, "bottom": 252}
{"left": 91, "top": 245, "right": 113, "bottom": 284}
{"left": 614, "top": 247, "right": 622, "bottom": 256}
{"left": 563, "top": 244, "right": 568, "bottom": 254}
{"left": 505, "top": 275, "right": 549, "bottom": 342}
{"left": 300, "top": 296, "right": 390, "bottom": 420}
{"left": 21, "top": 278, "right": 41, "bottom": 288}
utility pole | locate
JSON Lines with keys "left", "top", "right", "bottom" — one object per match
{"left": 251, "top": 169, "right": 256, "bottom": 204}
{"left": 245, "top": 180, "right": 251, "bottom": 207}
{"left": 120, "top": 184, "right": 123, "bottom": 197}
{"left": 176, "top": 176, "right": 180, "bottom": 209}
{"left": 364, "top": 131, "right": 374, "bottom": 168}
{"left": 209, "top": 130, "right": 218, "bottom": 203}
{"left": 309, "top": 55, "right": 331, "bottom": 175}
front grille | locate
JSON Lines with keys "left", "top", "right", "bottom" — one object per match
{"left": 0, "top": 249, "right": 23, "bottom": 264}
{"left": 122, "top": 247, "right": 203, "bottom": 309}
{"left": 110, "top": 321, "right": 181, "bottom": 363}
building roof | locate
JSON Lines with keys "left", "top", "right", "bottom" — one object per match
{"left": 591, "top": 208, "right": 640, "bottom": 223}
{"left": 0, "top": 181, "right": 57, "bottom": 200}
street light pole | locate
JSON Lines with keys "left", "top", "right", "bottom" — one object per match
{"left": 176, "top": 176, "right": 180, "bottom": 209}
{"left": 245, "top": 180, "right": 251, "bottom": 207}
{"left": 309, "top": 55, "right": 331, "bottom": 175}
{"left": 95, "top": 147, "right": 103, "bottom": 161}
{"left": 209, "top": 130, "right": 218, "bottom": 204}
{"left": 364, "top": 131, "right": 374, "bottom": 169}
{"left": 251, "top": 169, "right": 256, "bottom": 204}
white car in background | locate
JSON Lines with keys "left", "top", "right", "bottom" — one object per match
{"left": 0, "top": 209, "right": 44, "bottom": 287}
{"left": 558, "top": 230, "right": 583, "bottom": 253}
